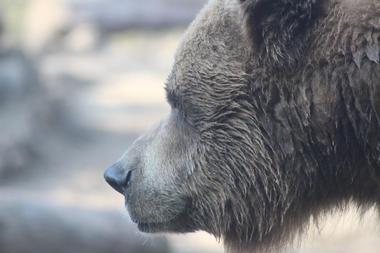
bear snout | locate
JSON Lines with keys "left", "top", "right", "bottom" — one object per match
{"left": 104, "top": 162, "right": 133, "bottom": 194}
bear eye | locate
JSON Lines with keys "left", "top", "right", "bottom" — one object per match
{"left": 166, "top": 88, "right": 181, "bottom": 109}
{"left": 166, "top": 88, "right": 190, "bottom": 116}
{"left": 165, "top": 88, "right": 197, "bottom": 128}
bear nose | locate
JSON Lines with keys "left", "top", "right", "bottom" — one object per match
{"left": 104, "top": 162, "right": 133, "bottom": 194}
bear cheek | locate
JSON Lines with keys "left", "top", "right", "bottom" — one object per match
{"left": 141, "top": 111, "right": 197, "bottom": 184}
{"left": 121, "top": 111, "right": 198, "bottom": 222}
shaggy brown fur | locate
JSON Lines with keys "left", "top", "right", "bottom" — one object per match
{"left": 105, "top": 0, "right": 380, "bottom": 252}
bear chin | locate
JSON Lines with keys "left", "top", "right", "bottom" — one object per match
{"left": 126, "top": 199, "right": 197, "bottom": 234}
{"left": 135, "top": 215, "right": 197, "bottom": 234}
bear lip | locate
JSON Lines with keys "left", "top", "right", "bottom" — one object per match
{"left": 137, "top": 221, "right": 170, "bottom": 233}
{"left": 136, "top": 218, "right": 197, "bottom": 234}
{"left": 128, "top": 214, "right": 179, "bottom": 233}
{"left": 133, "top": 208, "right": 195, "bottom": 233}
{"left": 127, "top": 196, "right": 194, "bottom": 233}
{"left": 127, "top": 208, "right": 181, "bottom": 232}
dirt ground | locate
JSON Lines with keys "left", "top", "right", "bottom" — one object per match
{"left": 1, "top": 29, "right": 380, "bottom": 253}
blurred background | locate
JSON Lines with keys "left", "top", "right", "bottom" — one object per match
{"left": 0, "top": 0, "right": 379, "bottom": 253}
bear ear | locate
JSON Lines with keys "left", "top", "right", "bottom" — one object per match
{"left": 239, "top": 0, "right": 323, "bottom": 69}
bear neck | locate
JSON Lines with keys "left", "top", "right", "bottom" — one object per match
{"left": 221, "top": 42, "right": 380, "bottom": 253}
{"left": 219, "top": 66, "right": 380, "bottom": 252}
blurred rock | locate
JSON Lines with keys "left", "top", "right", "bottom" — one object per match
{"left": 0, "top": 49, "right": 40, "bottom": 103}
{"left": 0, "top": 139, "right": 38, "bottom": 180}
{"left": 0, "top": 48, "right": 68, "bottom": 180}
{"left": 0, "top": 48, "right": 41, "bottom": 179}
{"left": 0, "top": 197, "right": 170, "bottom": 253}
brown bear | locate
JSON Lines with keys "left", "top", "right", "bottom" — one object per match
{"left": 104, "top": 0, "right": 380, "bottom": 252}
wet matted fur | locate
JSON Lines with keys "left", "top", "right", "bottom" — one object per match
{"left": 104, "top": 0, "right": 380, "bottom": 252}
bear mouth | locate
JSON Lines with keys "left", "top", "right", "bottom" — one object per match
{"left": 137, "top": 221, "right": 171, "bottom": 233}
{"left": 133, "top": 210, "right": 196, "bottom": 233}
{"left": 127, "top": 197, "right": 194, "bottom": 233}
{"left": 136, "top": 219, "right": 197, "bottom": 233}
{"left": 134, "top": 214, "right": 187, "bottom": 233}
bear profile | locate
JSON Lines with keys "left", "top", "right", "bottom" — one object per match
{"left": 105, "top": 0, "right": 380, "bottom": 252}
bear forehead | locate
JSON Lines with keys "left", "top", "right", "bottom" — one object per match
{"left": 166, "top": 0, "right": 250, "bottom": 92}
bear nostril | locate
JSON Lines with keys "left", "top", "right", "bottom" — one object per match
{"left": 104, "top": 163, "right": 134, "bottom": 195}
